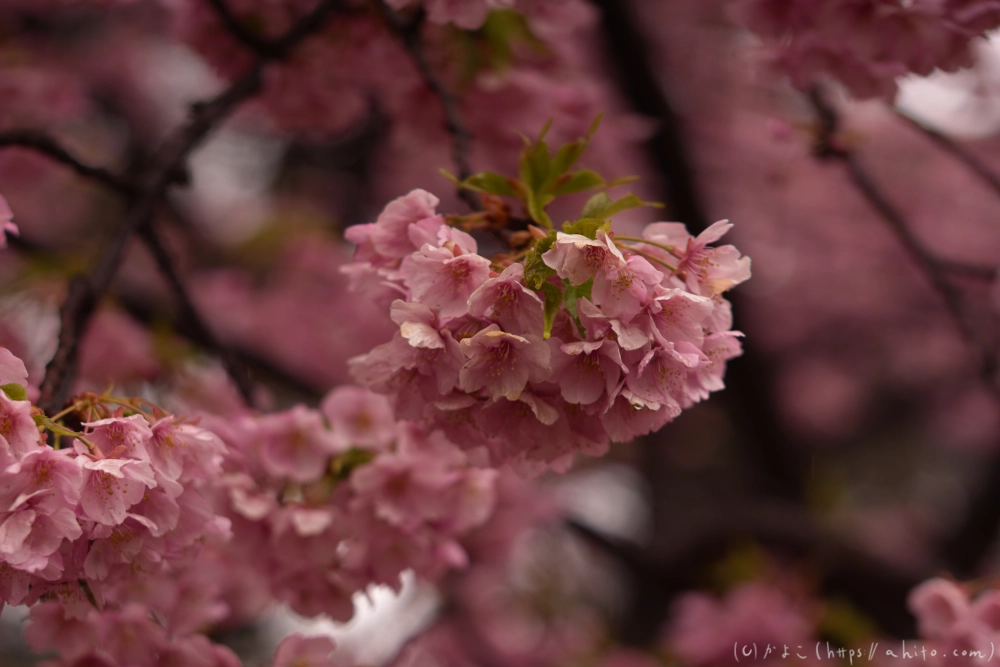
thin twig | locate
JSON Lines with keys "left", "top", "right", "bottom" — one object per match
{"left": 940, "top": 259, "right": 998, "bottom": 280}
{"left": 808, "top": 87, "right": 999, "bottom": 395}
{"left": 374, "top": 1, "right": 478, "bottom": 210}
{"left": 895, "top": 107, "right": 1000, "bottom": 202}
{"left": 206, "top": 0, "right": 274, "bottom": 56}
{"left": 137, "top": 224, "right": 256, "bottom": 404}
{"left": 207, "top": 0, "right": 346, "bottom": 59}
{"left": 38, "top": 0, "right": 345, "bottom": 414}
{"left": 115, "top": 293, "right": 326, "bottom": 401}
{"left": 568, "top": 506, "right": 933, "bottom": 641}
{"left": 0, "top": 130, "right": 135, "bottom": 194}
{"left": 809, "top": 86, "right": 1000, "bottom": 579}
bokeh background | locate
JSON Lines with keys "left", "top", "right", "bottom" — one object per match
{"left": 2, "top": 0, "right": 1000, "bottom": 664}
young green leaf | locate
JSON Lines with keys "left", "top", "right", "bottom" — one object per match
{"left": 600, "top": 193, "right": 664, "bottom": 218}
{"left": 581, "top": 192, "right": 612, "bottom": 219}
{"left": 540, "top": 282, "right": 563, "bottom": 339}
{"left": 552, "top": 169, "right": 606, "bottom": 196}
{"left": 0, "top": 383, "right": 27, "bottom": 401}
{"left": 563, "top": 278, "right": 593, "bottom": 338}
{"left": 562, "top": 217, "right": 610, "bottom": 239}
{"left": 464, "top": 171, "right": 518, "bottom": 197}
{"left": 522, "top": 231, "right": 558, "bottom": 289}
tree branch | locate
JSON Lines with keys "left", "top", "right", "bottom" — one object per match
{"left": 808, "top": 86, "right": 1000, "bottom": 578}
{"left": 895, "top": 108, "right": 1000, "bottom": 203}
{"left": 0, "top": 130, "right": 135, "bottom": 194}
{"left": 374, "top": 1, "right": 478, "bottom": 210}
{"left": 589, "top": 0, "right": 808, "bottom": 504}
{"left": 207, "top": 0, "right": 346, "bottom": 60}
{"left": 37, "top": 0, "right": 345, "bottom": 414}
{"left": 137, "top": 224, "right": 256, "bottom": 405}
{"left": 569, "top": 505, "right": 932, "bottom": 642}
{"left": 808, "top": 87, "right": 999, "bottom": 395}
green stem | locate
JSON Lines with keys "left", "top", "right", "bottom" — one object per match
{"left": 613, "top": 235, "right": 684, "bottom": 259}
{"left": 616, "top": 242, "right": 678, "bottom": 272}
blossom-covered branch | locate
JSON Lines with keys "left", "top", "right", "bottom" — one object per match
{"left": 375, "top": 0, "right": 478, "bottom": 210}
{"left": 37, "top": 0, "right": 347, "bottom": 415}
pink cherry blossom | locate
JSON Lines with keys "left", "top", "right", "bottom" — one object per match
{"left": 77, "top": 457, "right": 156, "bottom": 526}
{"left": 552, "top": 339, "right": 627, "bottom": 406}
{"left": 642, "top": 220, "right": 751, "bottom": 297}
{"left": 459, "top": 324, "right": 552, "bottom": 400}
{"left": 402, "top": 242, "right": 492, "bottom": 319}
{"left": 467, "top": 262, "right": 545, "bottom": 337}
{"left": 0, "top": 390, "right": 42, "bottom": 465}
{"left": 82, "top": 415, "right": 153, "bottom": 461}
{"left": 591, "top": 254, "right": 662, "bottom": 321}
{"left": 542, "top": 229, "right": 626, "bottom": 286}
{"left": 257, "top": 406, "right": 343, "bottom": 483}
{"left": 320, "top": 385, "right": 396, "bottom": 451}
{"left": 0, "top": 347, "right": 29, "bottom": 387}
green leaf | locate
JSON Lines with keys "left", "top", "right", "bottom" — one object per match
{"left": 585, "top": 112, "right": 604, "bottom": 140}
{"left": 522, "top": 231, "right": 558, "bottom": 290}
{"left": 581, "top": 192, "right": 611, "bottom": 219}
{"left": 464, "top": 171, "right": 517, "bottom": 197}
{"left": 607, "top": 175, "right": 641, "bottom": 187}
{"left": 563, "top": 278, "right": 593, "bottom": 338}
{"left": 525, "top": 190, "right": 554, "bottom": 228}
{"left": 818, "top": 598, "right": 880, "bottom": 645}
{"left": 439, "top": 168, "right": 461, "bottom": 187}
{"left": 330, "top": 448, "right": 376, "bottom": 481}
{"left": 0, "top": 383, "right": 27, "bottom": 401}
{"left": 540, "top": 282, "right": 563, "bottom": 339}
{"left": 551, "top": 139, "right": 589, "bottom": 179}
{"left": 601, "top": 193, "right": 664, "bottom": 218}
{"left": 520, "top": 138, "right": 552, "bottom": 192}
{"left": 581, "top": 192, "right": 664, "bottom": 219}
{"left": 552, "top": 169, "right": 606, "bottom": 196}
{"left": 562, "top": 217, "right": 610, "bottom": 239}
{"left": 478, "top": 9, "right": 547, "bottom": 70}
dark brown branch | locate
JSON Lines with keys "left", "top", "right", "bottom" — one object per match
{"left": 38, "top": 67, "right": 264, "bottom": 414}
{"left": 895, "top": 108, "right": 1000, "bottom": 202}
{"left": 809, "top": 87, "right": 999, "bottom": 394}
{"left": 569, "top": 506, "right": 933, "bottom": 643}
{"left": 0, "top": 130, "right": 135, "bottom": 194}
{"left": 940, "top": 260, "right": 999, "bottom": 280}
{"left": 38, "top": 0, "right": 345, "bottom": 414}
{"left": 206, "top": 0, "right": 275, "bottom": 56}
{"left": 115, "top": 293, "right": 327, "bottom": 402}
{"left": 137, "top": 224, "right": 256, "bottom": 405}
{"left": 809, "top": 86, "right": 1000, "bottom": 578}
{"left": 588, "top": 0, "right": 705, "bottom": 227}
{"left": 590, "top": 0, "right": 807, "bottom": 504}
{"left": 207, "top": 0, "right": 346, "bottom": 60}
{"left": 374, "top": 1, "right": 478, "bottom": 211}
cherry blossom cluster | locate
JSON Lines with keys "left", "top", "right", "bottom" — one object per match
{"left": 345, "top": 186, "right": 749, "bottom": 475}
{"left": 908, "top": 578, "right": 1000, "bottom": 665}
{"left": 738, "top": 0, "right": 1000, "bottom": 99}
{"left": 201, "top": 384, "right": 498, "bottom": 621}
{"left": 0, "top": 352, "right": 230, "bottom": 619}
{"left": 27, "top": 598, "right": 342, "bottom": 667}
